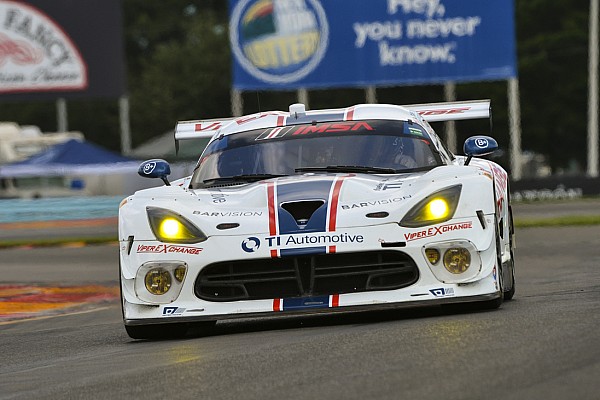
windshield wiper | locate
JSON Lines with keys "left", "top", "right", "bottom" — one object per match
{"left": 203, "top": 174, "right": 286, "bottom": 186}
{"left": 295, "top": 165, "right": 399, "bottom": 174}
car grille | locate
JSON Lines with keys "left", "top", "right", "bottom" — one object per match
{"left": 194, "top": 251, "right": 419, "bottom": 302}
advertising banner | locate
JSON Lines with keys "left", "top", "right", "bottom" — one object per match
{"left": 229, "top": 0, "right": 517, "bottom": 90}
{"left": 0, "top": 0, "right": 126, "bottom": 99}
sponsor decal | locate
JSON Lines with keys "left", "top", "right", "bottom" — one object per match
{"left": 210, "top": 191, "right": 228, "bottom": 204}
{"left": 418, "top": 107, "right": 470, "bottom": 117}
{"left": 162, "top": 307, "right": 185, "bottom": 316}
{"left": 489, "top": 162, "right": 508, "bottom": 213}
{"left": 256, "top": 126, "right": 294, "bottom": 140}
{"left": 136, "top": 244, "right": 203, "bottom": 255}
{"left": 265, "top": 232, "right": 364, "bottom": 247}
{"left": 475, "top": 137, "right": 489, "bottom": 148}
{"left": 241, "top": 236, "right": 261, "bottom": 253}
{"left": 0, "top": 1, "right": 88, "bottom": 93}
{"left": 193, "top": 211, "right": 263, "bottom": 217}
{"left": 142, "top": 162, "right": 156, "bottom": 175}
{"left": 292, "top": 121, "right": 374, "bottom": 135}
{"left": 341, "top": 196, "right": 411, "bottom": 210}
{"left": 403, "top": 221, "right": 473, "bottom": 242}
{"left": 195, "top": 122, "right": 223, "bottom": 132}
{"left": 430, "top": 287, "right": 455, "bottom": 297}
{"left": 230, "top": 0, "right": 329, "bottom": 84}
{"left": 407, "top": 126, "right": 424, "bottom": 136}
{"left": 242, "top": 232, "right": 364, "bottom": 253}
{"left": 374, "top": 181, "right": 404, "bottom": 191}
{"left": 273, "top": 294, "right": 339, "bottom": 311}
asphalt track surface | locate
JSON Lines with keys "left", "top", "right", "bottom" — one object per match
{"left": 1, "top": 211, "right": 600, "bottom": 398}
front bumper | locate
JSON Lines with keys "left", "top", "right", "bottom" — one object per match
{"left": 120, "top": 216, "right": 499, "bottom": 326}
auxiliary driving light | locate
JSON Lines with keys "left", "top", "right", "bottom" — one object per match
{"left": 144, "top": 268, "right": 172, "bottom": 295}
{"left": 425, "top": 248, "right": 440, "bottom": 265}
{"left": 443, "top": 248, "right": 471, "bottom": 274}
{"left": 174, "top": 265, "right": 187, "bottom": 282}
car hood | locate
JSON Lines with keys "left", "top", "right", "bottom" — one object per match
{"left": 188, "top": 172, "right": 430, "bottom": 234}
{"left": 123, "top": 167, "right": 479, "bottom": 238}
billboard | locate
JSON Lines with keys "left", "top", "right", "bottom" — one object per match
{"left": 0, "top": 0, "right": 126, "bottom": 99}
{"left": 229, "top": 0, "right": 517, "bottom": 90}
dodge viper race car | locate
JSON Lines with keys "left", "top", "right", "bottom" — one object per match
{"left": 119, "top": 100, "right": 516, "bottom": 339}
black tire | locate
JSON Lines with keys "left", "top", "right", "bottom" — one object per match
{"left": 479, "top": 215, "right": 504, "bottom": 310}
{"left": 502, "top": 204, "right": 516, "bottom": 301}
{"left": 125, "top": 323, "right": 189, "bottom": 340}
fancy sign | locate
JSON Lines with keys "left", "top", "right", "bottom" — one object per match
{"left": 0, "top": 0, "right": 125, "bottom": 99}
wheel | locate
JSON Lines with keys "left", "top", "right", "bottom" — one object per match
{"left": 479, "top": 215, "right": 504, "bottom": 310}
{"left": 125, "top": 323, "right": 189, "bottom": 340}
{"left": 503, "top": 256, "right": 516, "bottom": 301}
{"left": 502, "top": 204, "right": 516, "bottom": 301}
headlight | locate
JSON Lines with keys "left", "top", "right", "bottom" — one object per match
{"left": 400, "top": 185, "right": 461, "bottom": 228}
{"left": 147, "top": 207, "right": 207, "bottom": 243}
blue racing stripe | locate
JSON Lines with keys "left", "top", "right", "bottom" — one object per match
{"left": 276, "top": 179, "right": 335, "bottom": 234}
{"left": 283, "top": 295, "right": 330, "bottom": 311}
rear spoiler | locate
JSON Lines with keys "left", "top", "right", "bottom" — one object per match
{"left": 406, "top": 99, "right": 491, "bottom": 122}
{"left": 174, "top": 99, "right": 491, "bottom": 143}
{"left": 174, "top": 117, "right": 235, "bottom": 141}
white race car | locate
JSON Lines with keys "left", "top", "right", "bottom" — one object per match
{"left": 119, "top": 100, "right": 515, "bottom": 339}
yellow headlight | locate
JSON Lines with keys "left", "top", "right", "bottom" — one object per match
{"left": 425, "top": 248, "right": 440, "bottom": 264}
{"left": 146, "top": 207, "right": 207, "bottom": 244}
{"left": 144, "top": 268, "right": 172, "bottom": 295}
{"left": 427, "top": 198, "right": 449, "bottom": 219}
{"left": 399, "top": 185, "right": 461, "bottom": 228}
{"left": 174, "top": 265, "right": 187, "bottom": 282}
{"left": 443, "top": 248, "right": 471, "bottom": 274}
{"left": 160, "top": 218, "right": 184, "bottom": 239}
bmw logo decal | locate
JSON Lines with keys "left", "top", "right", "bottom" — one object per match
{"left": 242, "top": 237, "right": 260, "bottom": 253}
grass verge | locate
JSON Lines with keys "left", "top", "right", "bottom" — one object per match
{"left": 514, "top": 215, "right": 600, "bottom": 228}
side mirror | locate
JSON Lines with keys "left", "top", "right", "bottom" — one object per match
{"left": 138, "top": 159, "right": 171, "bottom": 186}
{"left": 463, "top": 136, "right": 498, "bottom": 166}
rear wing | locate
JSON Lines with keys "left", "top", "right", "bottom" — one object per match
{"left": 174, "top": 117, "right": 235, "bottom": 141}
{"left": 174, "top": 100, "right": 491, "bottom": 142}
{"left": 406, "top": 99, "right": 491, "bottom": 122}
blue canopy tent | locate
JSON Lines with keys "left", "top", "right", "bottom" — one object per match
{"left": 0, "top": 139, "right": 140, "bottom": 178}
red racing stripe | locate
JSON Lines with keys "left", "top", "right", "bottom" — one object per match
{"left": 273, "top": 298, "right": 282, "bottom": 311}
{"left": 332, "top": 294, "right": 340, "bottom": 307}
{"left": 267, "top": 182, "right": 277, "bottom": 236}
{"left": 328, "top": 178, "right": 345, "bottom": 232}
{"left": 346, "top": 106, "right": 355, "bottom": 121}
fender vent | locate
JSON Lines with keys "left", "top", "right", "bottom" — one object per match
{"left": 281, "top": 200, "right": 325, "bottom": 226}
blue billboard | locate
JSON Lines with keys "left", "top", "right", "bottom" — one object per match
{"left": 229, "top": 0, "right": 517, "bottom": 90}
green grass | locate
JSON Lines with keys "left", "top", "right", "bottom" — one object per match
{"left": 514, "top": 215, "right": 600, "bottom": 228}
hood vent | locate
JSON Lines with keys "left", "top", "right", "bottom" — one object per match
{"left": 281, "top": 200, "right": 325, "bottom": 226}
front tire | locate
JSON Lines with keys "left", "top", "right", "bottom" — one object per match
{"left": 502, "top": 204, "right": 516, "bottom": 301}
{"left": 479, "top": 216, "right": 505, "bottom": 310}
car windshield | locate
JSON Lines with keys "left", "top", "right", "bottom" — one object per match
{"left": 190, "top": 119, "right": 442, "bottom": 188}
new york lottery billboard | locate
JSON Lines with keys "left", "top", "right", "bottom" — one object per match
{"left": 229, "top": 0, "right": 517, "bottom": 90}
